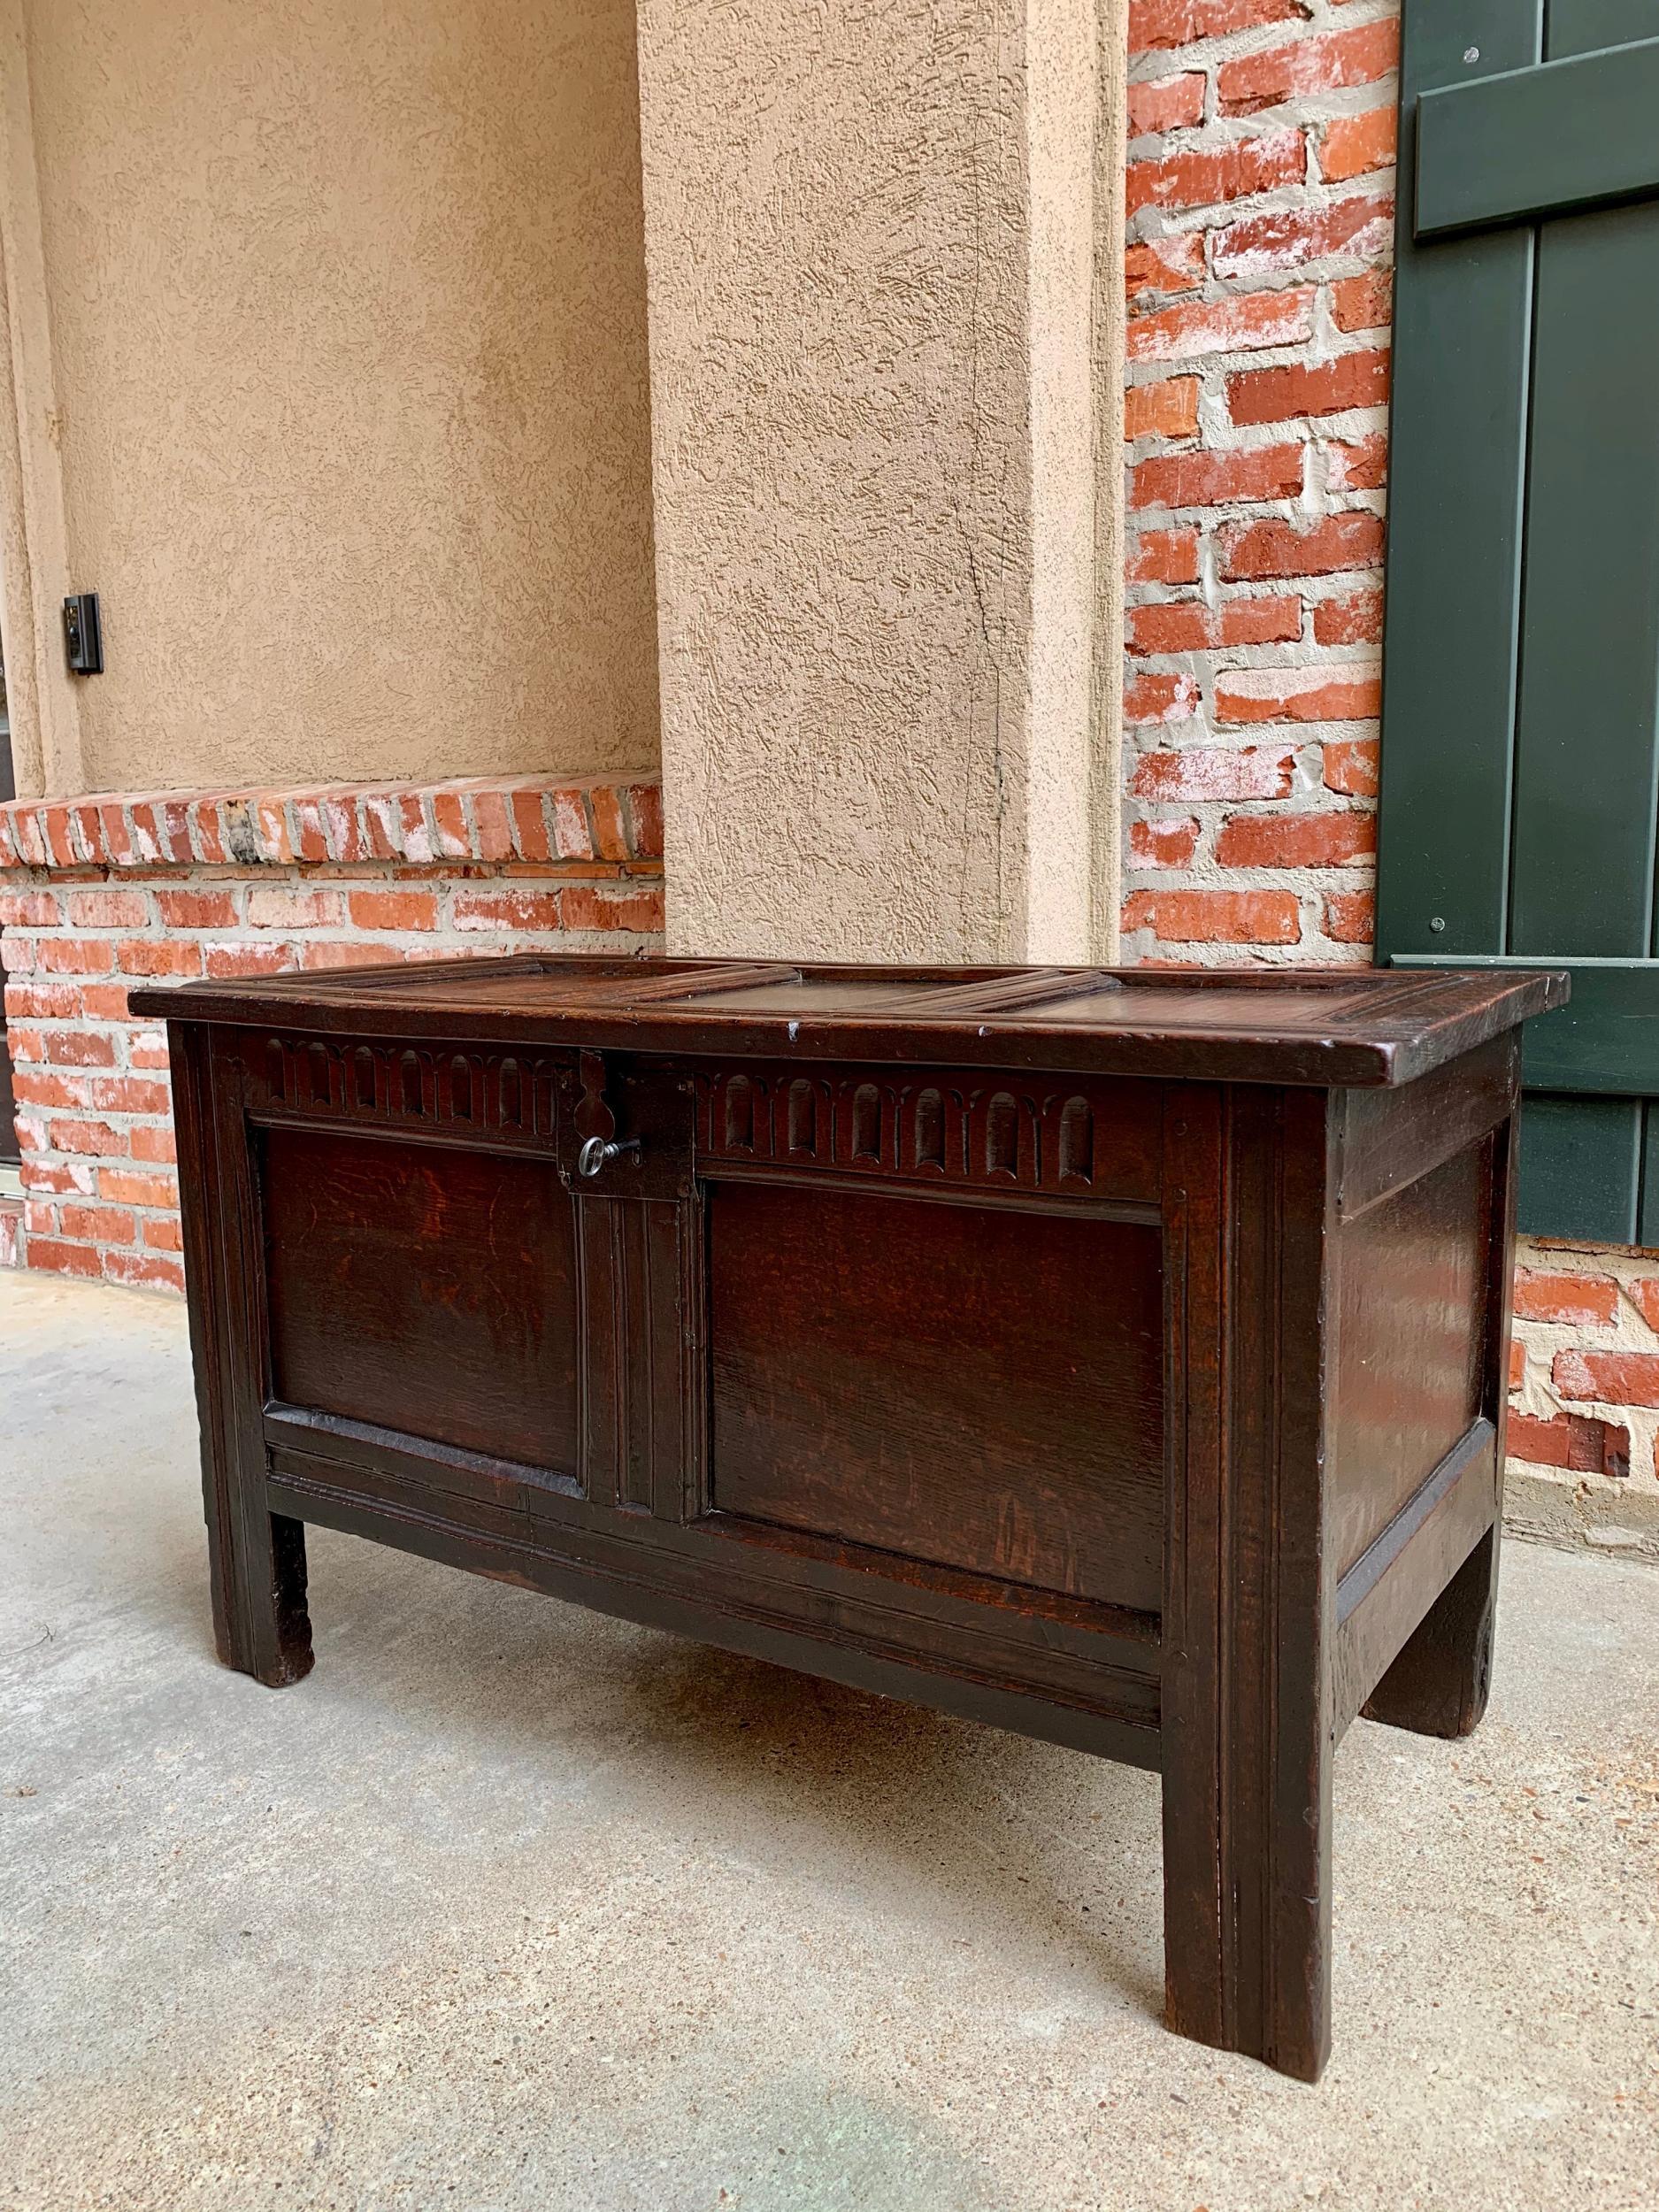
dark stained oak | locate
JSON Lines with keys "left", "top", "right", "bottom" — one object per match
{"left": 130, "top": 955, "right": 1562, "bottom": 2083}
{"left": 263, "top": 1125, "right": 581, "bottom": 1473}
{"left": 708, "top": 1181, "right": 1164, "bottom": 1609}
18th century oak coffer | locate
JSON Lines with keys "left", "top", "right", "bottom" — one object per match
{"left": 132, "top": 955, "right": 1566, "bottom": 2081}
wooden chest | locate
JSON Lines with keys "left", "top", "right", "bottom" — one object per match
{"left": 133, "top": 956, "right": 1564, "bottom": 2080}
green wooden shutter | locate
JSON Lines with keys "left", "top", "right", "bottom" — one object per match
{"left": 1378, "top": 0, "right": 1659, "bottom": 1240}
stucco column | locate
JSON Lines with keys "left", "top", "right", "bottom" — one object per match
{"left": 636, "top": 0, "right": 1125, "bottom": 963}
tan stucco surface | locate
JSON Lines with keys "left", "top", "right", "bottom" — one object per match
{"left": 639, "top": 0, "right": 1124, "bottom": 964}
{"left": 0, "top": 0, "right": 659, "bottom": 798}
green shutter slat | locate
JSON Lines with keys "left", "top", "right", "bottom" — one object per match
{"left": 1416, "top": 37, "right": 1659, "bottom": 239}
{"left": 1517, "top": 1096, "right": 1641, "bottom": 1241}
{"left": 1508, "top": 196, "right": 1659, "bottom": 959}
{"left": 1376, "top": 0, "right": 1542, "bottom": 964}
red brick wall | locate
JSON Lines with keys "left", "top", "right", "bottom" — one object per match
{"left": 1121, "top": 0, "right": 1656, "bottom": 1550}
{"left": 0, "top": 775, "right": 663, "bottom": 1292}
{"left": 1122, "top": 0, "right": 1394, "bottom": 964}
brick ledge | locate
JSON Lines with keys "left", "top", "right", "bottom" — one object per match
{"left": 0, "top": 773, "right": 664, "bottom": 875}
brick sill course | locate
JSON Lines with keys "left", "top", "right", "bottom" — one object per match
{"left": 0, "top": 771, "right": 664, "bottom": 876}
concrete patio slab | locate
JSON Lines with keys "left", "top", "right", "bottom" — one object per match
{"left": 2, "top": 1268, "right": 1655, "bottom": 2211}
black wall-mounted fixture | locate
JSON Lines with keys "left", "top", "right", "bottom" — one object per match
{"left": 63, "top": 592, "right": 102, "bottom": 674}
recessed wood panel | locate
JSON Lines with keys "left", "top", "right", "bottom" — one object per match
{"left": 707, "top": 1183, "right": 1164, "bottom": 1610}
{"left": 1330, "top": 1140, "right": 1494, "bottom": 1578}
{"left": 261, "top": 1126, "right": 579, "bottom": 1472}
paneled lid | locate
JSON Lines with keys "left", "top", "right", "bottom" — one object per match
{"left": 129, "top": 955, "right": 1569, "bottom": 1087}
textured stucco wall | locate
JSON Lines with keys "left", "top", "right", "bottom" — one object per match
{"left": 0, "top": 0, "right": 658, "bottom": 799}
{"left": 638, "top": 0, "right": 1123, "bottom": 964}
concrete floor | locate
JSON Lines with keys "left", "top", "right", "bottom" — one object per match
{"left": 2, "top": 1272, "right": 1655, "bottom": 2212}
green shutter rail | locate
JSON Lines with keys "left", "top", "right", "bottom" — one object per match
{"left": 1416, "top": 35, "right": 1659, "bottom": 238}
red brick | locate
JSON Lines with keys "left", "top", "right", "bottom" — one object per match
{"left": 14, "top": 1070, "right": 91, "bottom": 1110}
{"left": 1323, "top": 738, "right": 1379, "bottom": 795}
{"left": 550, "top": 789, "right": 597, "bottom": 862}
{"left": 1130, "top": 816, "right": 1201, "bottom": 867}
{"left": 103, "top": 1249, "right": 187, "bottom": 1294}
{"left": 254, "top": 799, "right": 296, "bottom": 864}
{"left": 1128, "top": 71, "right": 1207, "bottom": 135}
{"left": 1219, "top": 19, "right": 1398, "bottom": 114}
{"left": 1507, "top": 1409, "right": 1630, "bottom": 1479}
{"left": 37, "top": 937, "right": 116, "bottom": 976}
{"left": 1322, "top": 888, "right": 1373, "bottom": 942}
{"left": 27, "top": 1238, "right": 103, "bottom": 1280}
{"left": 0, "top": 890, "right": 62, "bottom": 927}
{"left": 49, "top": 1117, "right": 127, "bottom": 1157}
{"left": 291, "top": 795, "right": 328, "bottom": 863}
{"left": 627, "top": 784, "right": 665, "bottom": 863}
{"left": 347, "top": 889, "right": 441, "bottom": 932}
{"left": 1126, "top": 127, "right": 1304, "bottom": 219}
{"left": 59, "top": 1202, "right": 136, "bottom": 1247}
{"left": 1553, "top": 1348, "right": 1659, "bottom": 1408}
{"left": 24, "top": 1200, "right": 57, "bottom": 1237}
{"left": 1214, "top": 666, "right": 1380, "bottom": 723}
{"left": 154, "top": 888, "right": 239, "bottom": 930}
{"left": 472, "top": 788, "right": 515, "bottom": 863}
{"left": 1131, "top": 745, "right": 1296, "bottom": 801}
{"left": 246, "top": 887, "right": 346, "bottom": 930}
{"left": 4, "top": 983, "right": 82, "bottom": 1020}
{"left": 142, "top": 1214, "right": 184, "bottom": 1254}
{"left": 1211, "top": 195, "right": 1391, "bottom": 280}
{"left": 101, "top": 1170, "right": 179, "bottom": 1210}
{"left": 452, "top": 889, "right": 566, "bottom": 933}
{"left": 1323, "top": 104, "right": 1397, "bottom": 185}
{"left": 1129, "top": 526, "right": 1201, "bottom": 584}
{"left": 1125, "top": 671, "right": 1202, "bottom": 726}
{"left": 1221, "top": 511, "right": 1386, "bottom": 580}
{"left": 42, "top": 804, "right": 79, "bottom": 864}
{"left": 204, "top": 941, "right": 296, "bottom": 979}
{"left": 509, "top": 789, "right": 553, "bottom": 863}
{"left": 431, "top": 790, "right": 470, "bottom": 859}
{"left": 130, "top": 1032, "right": 171, "bottom": 1071}
{"left": 1123, "top": 887, "right": 1302, "bottom": 943}
{"left": 1129, "top": 286, "right": 1313, "bottom": 365}
{"left": 559, "top": 885, "right": 665, "bottom": 934}
{"left": 588, "top": 787, "right": 631, "bottom": 864}
{"left": 1509, "top": 1339, "right": 1525, "bottom": 1390}
{"left": 1513, "top": 1268, "right": 1618, "bottom": 1327}
{"left": 1130, "top": 0, "right": 1309, "bottom": 53}
{"left": 1131, "top": 442, "right": 1303, "bottom": 509}
{"left": 297, "top": 941, "right": 406, "bottom": 971}
{"left": 79, "top": 985, "right": 131, "bottom": 1020}
{"left": 116, "top": 939, "right": 204, "bottom": 979}
{"left": 1314, "top": 587, "right": 1383, "bottom": 646}
{"left": 396, "top": 794, "right": 433, "bottom": 861}
{"left": 1332, "top": 269, "right": 1393, "bottom": 334}
{"left": 361, "top": 795, "right": 400, "bottom": 861}
{"left": 1125, "top": 234, "right": 1206, "bottom": 305}
{"left": 88, "top": 1075, "right": 171, "bottom": 1117}
{"left": 190, "top": 800, "right": 230, "bottom": 866}
{"left": 1229, "top": 348, "right": 1391, "bottom": 426}
{"left": 1216, "top": 810, "right": 1375, "bottom": 867}
{"left": 1125, "top": 377, "right": 1202, "bottom": 442}
{"left": 20, "top": 1157, "right": 95, "bottom": 1196}
{"left": 1128, "top": 595, "right": 1302, "bottom": 654}
{"left": 1628, "top": 1279, "right": 1659, "bottom": 1333}
{"left": 130, "top": 1124, "right": 177, "bottom": 1164}
{"left": 1327, "top": 434, "right": 1387, "bottom": 492}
